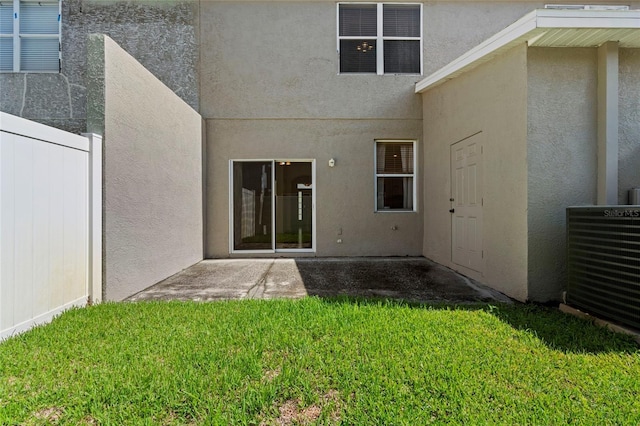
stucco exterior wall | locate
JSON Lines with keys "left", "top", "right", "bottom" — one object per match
{"left": 526, "top": 47, "right": 598, "bottom": 302}
{"left": 201, "top": 1, "right": 425, "bottom": 257}
{"left": 87, "top": 34, "right": 203, "bottom": 301}
{"left": 619, "top": 48, "right": 640, "bottom": 203}
{"left": 199, "top": 1, "right": 422, "bottom": 120}
{"left": 0, "top": 0, "right": 199, "bottom": 134}
{"left": 199, "top": 1, "right": 546, "bottom": 258}
{"left": 421, "top": 44, "right": 529, "bottom": 301}
{"left": 205, "top": 119, "right": 423, "bottom": 257}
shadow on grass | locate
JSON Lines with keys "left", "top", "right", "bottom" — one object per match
{"left": 315, "top": 295, "right": 639, "bottom": 355}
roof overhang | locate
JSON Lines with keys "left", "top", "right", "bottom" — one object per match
{"left": 415, "top": 9, "right": 640, "bottom": 93}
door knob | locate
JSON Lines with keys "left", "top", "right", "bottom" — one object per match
{"left": 449, "top": 208, "right": 455, "bottom": 213}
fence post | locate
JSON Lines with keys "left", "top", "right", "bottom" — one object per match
{"left": 83, "top": 133, "right": 103, "bottom": 304}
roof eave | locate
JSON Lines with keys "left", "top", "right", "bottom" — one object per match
{"left": 415, "top": 9, "right": 640, "bottom": 94}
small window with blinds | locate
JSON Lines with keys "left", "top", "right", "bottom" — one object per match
{"left": 375, "top": 140, "right": 416, "bottom": 212}
{"left": 338, "top": 3, "right": 421, "bottom": 75}
{"left": 0, "top": 0, "right": 60, "bottom": 72}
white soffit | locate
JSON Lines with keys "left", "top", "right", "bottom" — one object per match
{"left": 415, "top": 9, "right": 640, "bottom": 93}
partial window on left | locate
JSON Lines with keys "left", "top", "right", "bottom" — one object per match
{"left": 0, "top": 0, "right": 61, "bottom": 72}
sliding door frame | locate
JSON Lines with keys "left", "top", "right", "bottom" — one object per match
{"left": 229, "top": 159, "right": 316, "bottom": 254}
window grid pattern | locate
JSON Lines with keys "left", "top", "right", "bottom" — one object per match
{"left": 375, "top": 141, "right": 416, "bottom": 212}
{"left": 338, "top": 2, "right": 422, "bottom": 75}
{"left": 0, "top": 0, "right": 60, "bottom": 72}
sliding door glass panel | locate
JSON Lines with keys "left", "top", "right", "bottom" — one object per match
{"left": 232, "top": 161, "right": 273, "bottom": 251}
{"left": 275, "top": 162, "right": 313, "bottom": 249}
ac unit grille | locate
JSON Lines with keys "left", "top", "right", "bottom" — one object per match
{"left": 567, "top": 207, "right": 640, "bottom": 330}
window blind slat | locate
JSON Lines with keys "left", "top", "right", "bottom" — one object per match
{"left": 21, "top": 37, "right": 58, "bottom": 71}
{"left": 0, "top": 37, "right": 13, "bottom": 70}
{"left": 383, "top": 4, "right": 420, "bottom": 38}
{"left": 376, "top": 142, "right": 414, "bottom": 174}
{"left": 20, "top": 2, "right": 58, "bottom": 35}
{"left": 339, "top": 4, "right": 377, "bottom": 36}
{"left": 0, "top": 4, "right": 12, "bottom": 34}
{"left": 384, "top": 40, "right": 420, "bottom": 74}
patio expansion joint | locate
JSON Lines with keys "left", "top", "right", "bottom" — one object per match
{"left": 246, "top": 259, "right": 276, "bottom": 299}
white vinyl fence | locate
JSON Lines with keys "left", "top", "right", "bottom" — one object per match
{"left": 0, "top": 112, "right": 102, "bottom": 340}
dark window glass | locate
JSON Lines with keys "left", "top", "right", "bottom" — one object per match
{"left": 376, "top": 142, "right": 414, "bottom": 174}
{"left": 384, "top": 40, "right": 420, "bottom": 74}
{"left": 339, "top": 4, "right": 377, "bottom": 36}
{"left": 383, "top": 4, "right": 420, "bottom": 37}
{"left": 377, "top": 177, "right": 414, "bottom": 210}
{"left": 340, "top": 39, "right": 377, "bottom": 73}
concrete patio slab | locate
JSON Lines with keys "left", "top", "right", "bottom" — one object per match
{"left": 127, "top": 257, "right": 512, "bottom": 304}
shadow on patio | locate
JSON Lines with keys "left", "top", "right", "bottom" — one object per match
{"left": 126, "top": 257, "right": 512, "bottom": 304}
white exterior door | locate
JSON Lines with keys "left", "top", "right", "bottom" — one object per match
{"left": 451, "top": 135, "right": 483, "bottom": 273}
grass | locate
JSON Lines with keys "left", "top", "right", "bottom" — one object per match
{"left": 1, "top": 298, "right": 639, "bottom": 425}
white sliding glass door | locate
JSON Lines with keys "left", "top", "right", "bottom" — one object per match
{"left": 231, "top": 160, "right": 314, "bottom": 253}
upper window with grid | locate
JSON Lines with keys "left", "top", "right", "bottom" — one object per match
{"left": 338, "top": 3, "right": 421, "bottom": 75}
{"left": 0, "top": 0, "right": 61, "bottom": 72}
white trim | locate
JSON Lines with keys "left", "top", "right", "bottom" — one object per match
{"left": 271, "top": 160, "right": 276, "bottom": 251}
{"left": 374, "top": 139, "right": 417, "bottom": 213}
{"left": 376, "top": 3, "right": 384, "bottom": 75}
{"left": 596, "top": 41, "right": 619, "bottom": 206}
{"left": 415, "top": 8, "right": 640, "bottom": 93}
{"left": 228, "top": 160, "right": 233, "bottom": 254}
{"left": 12, "top": 0, "right": 19, "bottom": 71}
{"left": 0, "top": 295, "right": 86, "bottom": 341}
{"left": 82, "top": 133, "right": 103, "bottom": 304}
{"left": 419, "top": 2, "right": 423, "bottom": 76}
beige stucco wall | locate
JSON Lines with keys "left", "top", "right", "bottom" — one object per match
{"left": 199, "top": 1, "right": 552, "bottom": 121}
{"left": 200, "top": 1, "right": 552, "bottom": 258}
{"left": 199, "top": 1, "right": 422, "bottom": 120}
{"left": 421, "top": 44, "right": 529, "bottom": 301}
{"left": 206, "top": 119, "right": 423, "bottom": 257}
{"left": 619, "top": 48, "right": 640, "bottom": 203}
{"left": 201, "top": 1, "right": 424, "bottom": 256}
{"left": 87, "top": 34, "right": 203, "bottom": 300}
{"left": 526, "top": 47, "right": 598, "bottom": 302}
{"left": 423, "top": 1, "right": 548, "bottom": 75}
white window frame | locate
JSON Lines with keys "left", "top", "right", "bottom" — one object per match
{"left": 228, "top": 159, "right": 317, "bottom": 254}
{"left": 0, "top": 0, "right": 61, "bottom": 73}
{"left": 336, "top": 2, "right": 423, "bottom": 75}
{"left": 374, "top": 140, "right": 417, "bottom": 212}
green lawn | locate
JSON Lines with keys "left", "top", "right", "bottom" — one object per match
{"left": 1, "top": 298, "right": 639, "bottom": 425}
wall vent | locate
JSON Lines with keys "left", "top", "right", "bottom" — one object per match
{"left": 545, "top": 4, "right": 630, "bottom": 10}
{"left": 567, "top": 207, "right": 640, "bottom": 330}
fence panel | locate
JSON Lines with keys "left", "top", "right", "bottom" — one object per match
{"left": 0, "top": 112, "right": 101, "bottom": 340}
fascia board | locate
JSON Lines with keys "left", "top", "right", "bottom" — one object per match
{"left": 415, "top": 9, "right": 640, "bottom": 94}
{"left": 415, "top": 10, "right": 538, "bottom": 93}
{"left": 536, "top": 9, "right": 640, "bottom": 28}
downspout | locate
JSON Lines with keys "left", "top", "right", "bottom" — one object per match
{"left": 597, "top": 41, "right": 619, "bottom": 205}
